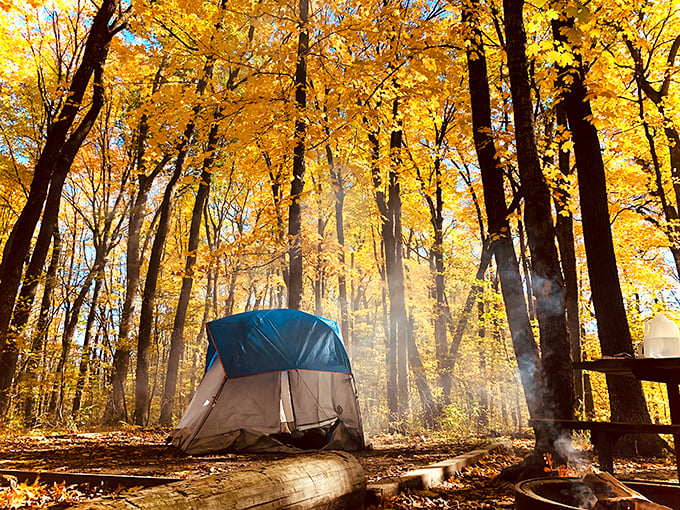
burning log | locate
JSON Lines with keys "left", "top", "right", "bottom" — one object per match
{"left": 582, "top": 468, "right": 673, "bottom": 509}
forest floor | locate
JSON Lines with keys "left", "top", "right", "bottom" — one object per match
{"left": 0, "top": 429, "right": 677, "bottom": 508}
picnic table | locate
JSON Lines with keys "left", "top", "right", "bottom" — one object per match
{"left": 530, "top": 357, "right": 680, "bottom": 478}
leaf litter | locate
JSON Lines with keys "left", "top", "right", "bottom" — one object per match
{"left": 0, "top": 431, "right": 676, "bottom": 508}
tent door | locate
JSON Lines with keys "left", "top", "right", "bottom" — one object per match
{"left": 279, "top": 371, "right": 295, "bottom": 433}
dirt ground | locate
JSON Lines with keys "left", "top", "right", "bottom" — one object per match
{"left": 0, "top": 430, "right": 677, "bottom": 508}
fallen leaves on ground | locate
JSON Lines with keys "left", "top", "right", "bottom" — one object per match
{"left": 369, "top": 452, "right": 520, "bottom": 509}
{"left": 0, "top": 474, "right": 108, "bottom": 509}
{"left": 0, "top": 431, "right": 676, "bottom": 509}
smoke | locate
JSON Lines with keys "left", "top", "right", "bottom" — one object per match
{"left": 530, "top": 274, "right": 566, "bottom": 319}
{"left": 553, "top": 431, "right": 588, "bottom": 476}
{"left": 553, "top": 431, "right": 598, "bottom": 509}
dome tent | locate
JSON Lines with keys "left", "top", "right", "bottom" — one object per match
{"left": 169, "top": 309, "right": 365, "bottom": 454}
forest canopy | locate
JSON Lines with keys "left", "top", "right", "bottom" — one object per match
{"left": 0, "top": 0, "right": 678, "bottom": 439}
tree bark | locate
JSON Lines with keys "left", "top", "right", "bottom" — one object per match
{"left": 159, "top": 122, "right": 216, "bottom": 426}
{"left": 369, "top": 131, "right": 398, "bottom": 421}
{"left": 134, "top": 53, "right": 214, "bottom": 425}
{"left": 0, "top": 70, "right": 106, "bottom": 418}
{"left": 388, "top": 105, "right": 410, "bottom": 422}
{"left": 371, "top": 109, "right": 410, "bottom": 424}
{"left": 48, "top": 243, "right": 111, "bottom": 419}
{"left": 626, "top": 36, "right": 680, "bottom": 278}
{"left": 22, "top": 229, "right": 61, "bottom": 427}
{"left": 415, "top": 107, "right": 454, "bottom": 404}
{"left": 70, "top": 452, "right": 365, "bottom": 510}
{"left": 554, "top": 103, "right": 582, "bottom": 412}
{"left": 72, "top": 274, "right": 103, "bottom": 416}
{"left": 407, "top": 313, "right": 437, "bottom": 428}
{"left": 328, "top": 145, "right": 350, "bottom": 352}
{"left": 553, "top": 15, "right": 663, "bottom": 456}
{"left": 504, "top": 0, "right": 573, "bottom": 427}
{"left": 103, "top": 62, "right": 167, "bottom": 426}
{"left": 313, "top": 179, "right": 324, "bottom": 317}
{"left": 134, "top": 151, "right": 188, "bottom": 426}
{"left": 287, "top": 0, "right": 309, "bottom": 310}
{"left": 464, "top": 0, "right": 545, "bottom": 443}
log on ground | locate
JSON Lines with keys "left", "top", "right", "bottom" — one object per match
{"left": 70, "top": 451, "right": 366, "bottom": 510}
{"left": 583, "top": 468, "right": 673, "bottom": 510}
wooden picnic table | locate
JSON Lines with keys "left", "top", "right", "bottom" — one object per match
{"left": 532, "top": 357, "right": 680, "bottom": 478}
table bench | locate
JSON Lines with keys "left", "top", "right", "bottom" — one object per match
{"left": 529, "top": 418, "right": 680, "bottom": 476}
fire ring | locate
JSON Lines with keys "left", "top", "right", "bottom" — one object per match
{"left": 514, "top": 477, "right": 680, "bottom": 509}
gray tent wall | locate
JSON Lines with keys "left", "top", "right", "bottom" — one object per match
{"left": 171, "top": 366, "right": 364, "bottom": 454}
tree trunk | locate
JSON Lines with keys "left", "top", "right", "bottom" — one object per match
{"left": 444, "top": 243, "right": 492, "bottom": 378}
{"left": 554, "top": 16, "right": 663, "bottom": 456}
{"left": 134, "top": 154, "right": 187, "bottom": 426}
{"left": 407, "top": 313, "right": 437, "bottom": 428}
{"left": 159, "top": 122, "right": 215, "bottom": 426}
{"left": 72, "top": 274, "right": 103, "bottom": 416}
{"left": 464, "top": 0, "right": 545, "bottom": 444}
{"left": 22, "top": 229, "right": 61, "bottom": 427}
{"left": 134, "top": 54, "right": 214, "bottom": 425}
{"left": 418, "top": 109, "right": 454, "bottom": 404}
{"left": 554, "top": 103, "right": 582, "bottom": 412}
{"left": 0, "top": 168, "right": 68, "bottom": 418}
{"left": 626, "top": 36, "right": 680, "bottom": 278}
{"left": 103, "top": 63, "right": 167, "bottom": 426}
{"left": 314, "top": 180, "right": 324, "bottom": 317}
{"left": 328, "top": 145, "right": 350, "bottom": 352}
{"left": 0, "top": 43, "right": 109, "bottom": 418}
{"left": 0, "top": 0, "right": 119, "bottom": 360}
{"left": 287, "top": 0, "right": 309, "bottom": 310}
{"left": 388, "top": 106, "right": 410, "bottom": 422}
{"left": 504, "top": 0, "right": 573, "bottom": 428}
{"left": 48, "top": 244, "right": 110, "bottom": 419}
{"left": 371, "top": 112, "right": 410, "bottom": 425}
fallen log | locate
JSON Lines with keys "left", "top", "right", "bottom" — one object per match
{"left": 583, "top": 468, "right": 673, "bottom": 509}
{"left": 70, "top": 451, "right": 365, "bottom": 510}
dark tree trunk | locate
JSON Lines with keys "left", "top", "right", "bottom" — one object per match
{"left": 287, "top": 0, "right": 309, "bottom": 310}
{"left": 371, "top": 109, "right": 411, "bottom": 424}
{"left": 23, "top": 229, "right": 61, "bottom": 427}
{"left": 134, "top": 150, "right": 188, "bottom": 426}
{"left": 72, "top": 275, "right": 103, "bottom": 416}
{"left": 103, "top": 64, "right": 167, "bottom": 426}
{"left": 416, "top": 107, "right": 454, "bottom": 404}
{"left": 407, "top": 313, "right": 436, "bottom": 428}
{"left": 328, "top": 145, "right": 350, "bottom": 352}
{"left": 0, "top": 75, "right": 106, "bottom": 418}
{"left": 159, "top": 123, "right": 215, "bottom": 426}
{"left": 313, "top": 180, "right": 324, "bottom": 317}
{"left": 370, "top": 131, "right": 398, "bottom": 420}
{"left": 554, "top": 16, "right": 663, "bottom": 456}
{"left": 504, "top": 0, "right": 573, "bottom": 427}
{"left": 388, "top": 109, "right": 410, "bottom": 422}
{"left": 517, "top": 221, "right": 535, "bottom": 320}
{"left": 48, "top": 244, "right": 110, "bottom": 419}
{"left": 0, "top": 186, "right": 64, "bottom": 418}
{"left": 464, "top": 0, "right": 545, "bottom": 445}
{"left": 134, "top": 56, "right": 213, "bottom": 425}
{"left": 0, "top": 0, "right": 120, "bottom": 360}
{"left": 554, "top": 103, "right": 582, "bottom": 412}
